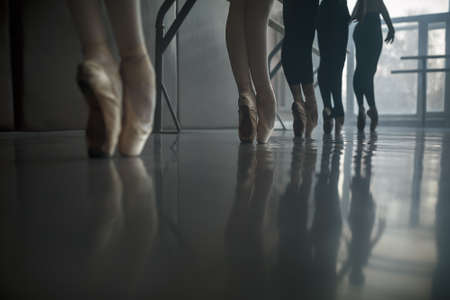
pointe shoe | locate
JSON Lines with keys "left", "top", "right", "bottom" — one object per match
{"left": 323, "top": 107, "right": 333, "bottom": 134}
{"left": 304, "top": 99, "right": 318, "bottom": 138}
{"left": 357, "top": 109, "right": 366, "bottom": 132}
{"left": 118, "top": 55, "right": 156, "bottom": 156}
{"left": 292, "top": 102, "right": 306, "bottom": 138}
{"left": 238, "top": 94, "right": 258, "bottom": 143}
{"left": 256, "top": 96, "right": 276, "bottom": 144}
{"left": 77, "top": 61, "right": 122, "bottom": 158}
{"left": 335, "top": 115, "right": 345, "bottom": 136}
{"left": 367, "top": 108, "right": 378, "bottom": 132}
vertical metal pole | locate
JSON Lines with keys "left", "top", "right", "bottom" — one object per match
{"left": 176, "top": 0, "right": 181, "bottom": 124}
{"left": 155, "top": 22, "right": 164, "bottom": 133}
{"left": 410, "top": 131, "right": 424, "bottom": 228}
{"left": 346, "top": 23, "right": 356, "bottom": 121}
{"left": 417, "top": 21, "right": 428, "bottom": 127}
{"left": 445, "top": 14, "right": 450, "bottom": 124}
{"left": 418, "top": 22, "right": 428, "bottom": 127}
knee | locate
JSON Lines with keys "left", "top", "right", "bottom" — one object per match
{"left": 353, "top": 76, "right": 363, "bottom": 93}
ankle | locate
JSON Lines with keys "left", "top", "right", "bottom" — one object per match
{"left": 82, "top": 43, "right": 116, "bottom": 64}
{"left": 119, "top": 46, "right": 149, "bottom": 62}
{"left": 293, "top": 99, "right": 305, "bottom": 106}
{"left": 238, "top": 90, "right": 256, "bottom": 100}
{"left": 120, "top": 55, "right": 155, "bottom": 84}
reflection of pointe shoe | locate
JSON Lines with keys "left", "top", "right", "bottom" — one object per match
{"left": 305, "top": 99, "right": 318, "bottom": 138}
{"left": 256, "top": 97, "right": 276, "bottom": 144}
{"left": 367, "top": 108, "right": 378, "bottom": 132}
{"left": 238, "top": 94, "right": 258, "bottom": 143}
{"left": 255, "top": 144, "right": 275, "bottom": 173}
{"left": 118, "top": 55, "right": 156, "bottom": 157}
{"left": 237, "top": 144, "right": 257, "bottom": 192}
{"left": 357, "top": 109, "right": 366, "bottom": 132}
{"left": 292, "top": 102, "right": 306, "bottom": 138}
{"left": 119, "top": 158, "right": 154, "bottom": 197}
{"left": 335, "top": 115, "right": 345, "bottom": 136}
{"left": 117, "top": 158, "right": 157, "bottom": 232}
{"left": 77, "top": 61, "right": 122, "bottom": 158}
{"left": 323, "top": 108, "right": 333, "bottom": 134}
{"left": 91, "top": 161, "right": 124, "bottom": 253}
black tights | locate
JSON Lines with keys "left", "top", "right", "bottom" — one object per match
{"left": 317, "top": 0, "right": 350, "bottom": 117}
{"left": 281, "top": 0, "right": 318, "bottom": 86}
{"left": 353, "top": 13, "right": 383, "bottom": 110}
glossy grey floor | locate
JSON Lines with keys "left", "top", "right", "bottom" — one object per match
{"left": 0, "top": 128, "right": 449, "bottom": 300}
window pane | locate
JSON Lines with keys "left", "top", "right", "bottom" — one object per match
{"left": 427, "top": 24, "right": 446, "bottom": 113}
{"left": 374, "top": 24, "right": 419, "bottom": 115}
{"left": 347, "top": 0, "right": 449, "bottom": 18}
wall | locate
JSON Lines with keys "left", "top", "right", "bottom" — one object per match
{"left": 0, "top": 0, "right": 14, "bottom": 130}
{"left": 177, "top": 0, "right": 237, "bottom": 129}
{"left": 12, "top": 0, "right": 237, "bottom": 131}
{"left": 2, "top": 0, "right": 279, "bottom": 131}
{"left": 16, "top": 0, "right": 178, "bottom": 131}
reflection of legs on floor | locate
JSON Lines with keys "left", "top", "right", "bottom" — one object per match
{"left": 89, "top": 161, "right": 124, "bottom": 256}
{"left": 105, "top": 0, "right": 155, "bottom": 156}
{"left": 251, "top": 146, "right": 275, "bottom": 231}
{"left": 432, "top": 140, "right": 450, "bottom": 300}
{"left": 278, "top": 142, "right": 317, "bottom": 300}
{"left": 226, "top": 144, "right": 275, "bottom": 299}
{"left": 87, "top": 159, "right": 157, "bottom": 297}
{"left": 310, "top": 140, "right": 343, "bottom": 298}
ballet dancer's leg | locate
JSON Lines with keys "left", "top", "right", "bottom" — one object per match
{"left": 227, "top": 0, "right": 257, "bottom": 143}
{"left": 245, "top": 0, "right": 276, "bottom": 144}
{"left": 353, "top": 25, "right": 367, "bottom": 131}
{"left": 67, "top": 0, "right": 122, "bottom": 157}
{"left": 281, "top": 6, "right": 307, "bottom": 138}
{"left": 105, "top": 0, "right": 155, "bottom": 156}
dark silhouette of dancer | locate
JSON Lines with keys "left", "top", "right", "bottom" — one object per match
{"left": 281, "top": 0, "right": 319, "bottom": 138}
{"left": 432, "top": 137, "right": 450, "bottom": 300}
{"left": 338, "top": 133, "right": 385, "bottom": 286}
{"left": 352, "top": 0, "right": 395, "bottom": 132}
{"left": 277, "top": 138, "right": 343, "bottom": 300}
{"left": 277, "top": 141, "right": 317, "bottom": 299}
{"left": 317, "top": 0, "right": 350, "bottom": 135}
{"left": 225, "top": 145, "right": 275, "bottom": 299}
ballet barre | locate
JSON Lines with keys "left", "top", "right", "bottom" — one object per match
{"left": 154, "top": 0, "right": 196, "bottom": 133}
{"left": 391, "top": 55, "right": 450, "bottom": 74}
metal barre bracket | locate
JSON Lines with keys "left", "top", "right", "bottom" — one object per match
{"left": 154, "top": 0, "right": 197, "bottom": 133}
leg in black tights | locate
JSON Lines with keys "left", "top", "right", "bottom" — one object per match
{"left": 282, "top": 0, "right": 317, "bottom": 87}
{"left": 281, "top": 0, "right": 319, "bottom": 138}
{"left": 353, "top": 13, "right": 383, "bottom": 111}
{"left": 318, "top": 1, "right": 350, "bottom": 134}
{"left": 353, "top": 12, "right": 382, "bottom": 131}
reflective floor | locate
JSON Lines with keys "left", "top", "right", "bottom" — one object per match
{"left": 0, "top": 128, "right": 449, "bottom": 300}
